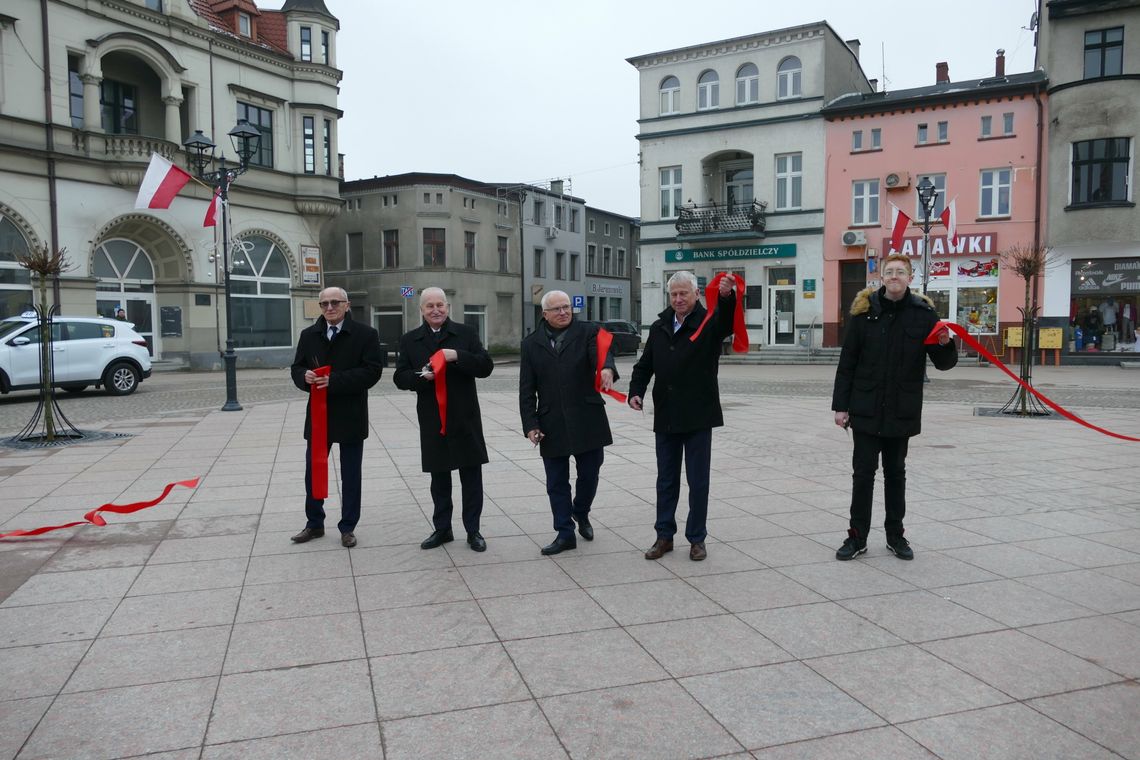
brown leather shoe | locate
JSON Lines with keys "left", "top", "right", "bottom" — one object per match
{"left": 644, "top": 538, "right": 673, "bottom": 560}
{"left": 291, "top": 527, "right": 324, "bottom": 543}
{"left": 341, "top": 532, "right": 357, "bottom": 548}
{"left": 689, "top": 542, "right": 707, "bottom": 561}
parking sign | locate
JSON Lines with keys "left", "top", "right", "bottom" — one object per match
{"left": 400, "top": 286, "right": 414, "bottom": 298}
{"left": 572, "top": 295, "right": 585, "bottom": 310}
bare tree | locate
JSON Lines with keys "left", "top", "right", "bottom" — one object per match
{"left": 14, "top": 246, "right": 75, "bottom": 442}
{"left": 999, "top": 243, "right": 1060, "bottom": 416}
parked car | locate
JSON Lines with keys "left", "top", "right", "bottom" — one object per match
{"left": 0, "top": 314, "right": 152, "bottom": 396}
{"left": 602, "top": 320, "right": 642, "bottom": 356}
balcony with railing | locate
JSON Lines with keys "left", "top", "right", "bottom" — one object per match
{"left": 674, "top": 199, "right": 767, "bottom": 241}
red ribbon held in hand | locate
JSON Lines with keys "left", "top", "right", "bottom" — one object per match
{"left": 0, "top": 478, "right": 200, "bottom": 539}
{"left": 926, "top": 321, "right": 1140, "bottom": 442}
{"left": 690, "top": 272, "right": 749, "bottom": 352}
{"left": 430, "top": 349, "right": 448, "bottom": 435}
{"left": 594, "top": 328, "right": 628, "bottom": 403}
{"left": 309, "top": 365, "right": 331, "bottom": 499}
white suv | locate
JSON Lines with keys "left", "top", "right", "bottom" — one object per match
{"left": 0, "top": 314, "right": 153, "bottom": 396}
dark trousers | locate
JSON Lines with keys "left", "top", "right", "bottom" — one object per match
{"left": 304, "top": 440, "right": 364, "bottom": 534}
{"left": 430, "top": 465, "right": 483, "bottom": 535}
{"left": 654, "top": 428, "right": 712, "bottom": 543}
{"left": 850, "top": 431, "right": 909, "bottom": 540}
{"left": 543, "top": 447, "right": 605, "bottom": 540}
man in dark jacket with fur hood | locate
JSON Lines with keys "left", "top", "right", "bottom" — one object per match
{"left": 832, "top": 253, "right": 957, "bottom": 561}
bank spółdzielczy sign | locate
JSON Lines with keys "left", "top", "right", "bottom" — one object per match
{"left": 665, "top": 244, "right": 797, "bottom": 263}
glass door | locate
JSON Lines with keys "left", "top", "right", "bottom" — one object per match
{"left": 769, "top": 288, "right": 796, "bottom": 344}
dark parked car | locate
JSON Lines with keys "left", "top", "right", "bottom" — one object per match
{"left": 602, "top": 320, "right": 641, "bottom": 356}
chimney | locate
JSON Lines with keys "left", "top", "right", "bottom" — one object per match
{"left": 869, "top": 78, "right": 878, "bottom": 92}
{"left": 845, "top": 38, "right": 860, "bottom": 60}
{"left": 995, "top": 48, "right": 1006, "bottom": 77}
{"left": 550, "top": 180, "right": 564, "bottom": 195}
{"left": 936, "top": 62, "right": 949, "bottom": 83}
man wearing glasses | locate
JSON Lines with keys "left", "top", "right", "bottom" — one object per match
{"left": 832, "top": 253, "right": 956, "bottom": 561}
{"left": 519, "top": 290, "right": 618, "bottom": 555}
{"left": 290, "top": 286, "right": 384, "bottom": 548}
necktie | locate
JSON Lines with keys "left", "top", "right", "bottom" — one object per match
{"left": 328, "top": 325, "right": 338, "bottom": 341}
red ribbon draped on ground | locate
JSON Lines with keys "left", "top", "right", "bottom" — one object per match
{"left": 0, "top": 477, "right": 200, "bottom": 539}
{"left": 430, "top": 349, "right": 448, "bottom": 435}
{"left": 594, "top": 328, "right": 628, "bottom": 403}
{"left": 690, "top": 273, "right": 749, "bottom": 352}
{"left": 927, "top": 321, "right": 1140, "bottom": 442}
{"left": 309, "top": 365, "right": 331, "bottom": 499}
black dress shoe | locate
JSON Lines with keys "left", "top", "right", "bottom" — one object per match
{"left": 541, "top": 536, "right": 577, "bottom": 555}
{"left": 291, "top": 527, "right": 324, "bottom": 543}
{"left": 467, "top": 532, "right": 486, "bottom": 552}
{"left": 420, "top": 529, "right": 454, "bottom": 550}
{"left": 341, "top": 532, "right": 357, "bottom": 548}
{"left": 575, "top": 515, "right": 594, "bottom": 541}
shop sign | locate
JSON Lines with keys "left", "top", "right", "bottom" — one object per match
{"left": 803, "top": 279, "right": 816, "bottom": 299}
{"left": 1072, "top": 257, "right": 1140, "bottom": 294}
{"left": 301, "top": 245, "right": 322, "bottom": 285}
{"left": 588, "top": 282, "right": 625, "bottom": 296}
{"left": 958, "top": 258, "right": 999, "bottom": 277}
{"left": 881, "top": 233, "right": 996, "bottom": 257}
{"left": 666, "top": 244, "right": 797, "bottom": 262}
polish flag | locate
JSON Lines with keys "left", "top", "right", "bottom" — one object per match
{"left": 940, "top": 198, "right": 959, "bottom": 248}
{"left": 134, "top": 154, "right": 192, "bottom": 210}
{"left": 889, "top": 204, "right": 911, "bottom": 253}
{"left": 203, "top": 188, "right": 221, "bottom": 228}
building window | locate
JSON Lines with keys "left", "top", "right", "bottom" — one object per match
{"left": 344, "top": 232, "right": 362, "bottom": 270}
{"left": 465, "top": 231, "right": 476, "bottom": 269}
{"left": 852, "top": 180, "right": 880, "bottom": 225}
{"left": 302, "top": 116, "right": 315, "bottom": 174}
{"left": 436, "top": 193, "right": 443, "bottom": 204}
{"left": 323, "top": 119, "right": 332, "bottom": 175}
{"left": 555, "top": 250, "right": 565, "bottom": 280}
{"left": 659, "top": 76, "right": 680, "bottom": 115}
{"left": 588, "top": 218, "right": 595, "bottom": 233}
{"left": 231, "top": 235, "right": 292, "bottom": 349}
{"left": 1084, "top": 27, "right": 1124, "bottom": 79}
{"left": 774, "top": 153, "right": 802, "bottom": 210}
{"left": 423, "top": 192, "right": 431, "bottom": 204}
{"left": 635, "top": 249, "right": 641, "bottom": 269}
{"left": 145, "top": 0, "right": 163, "bottom": 9}
{"left": 917, "top": 123, "right": 928, "bottom": 144}
{"left": 604, "top": 222, "right": 610, "bottom": 236}
{"left": 321, "top": 30, "right": 330, "bottom": 64}
{"left": 980, "top": 115, "right": 992, "bottom": 138}
{"left": 1072, "top": 137, "right": 1131, "bottom": 205}
{"left": 609, "top": 299, "right": 622, "bottom": 320}
{"left": 570, "top": 252, "right": 580, "bottom": 280}
{"left": 915, "top": 173, "right": 947, "bottom": 217}
{"left": 871, "top": 128, "right": 881, "bottom": 149}
{"left": 68, "top": 56, "right": 84, "bottom": 129}
{"left": 736, "top": 63, "right": 759, "bottom": 105}
{"left": 616, "top": 249, "right": 626, "bottom": 276}
{"left": 498, "top": 236, "right": 508, "bottom": 273}
{"left": 570, "top": 208, "right": 579, "bottom": 232}
{"left": 937, "top": 121, "right": 948, "bottom": 142}
{"left": 423, "top": 228, "right": 446, "bottom": 267}
{"left": 618, "top": 225, "right": 625, "bottom": 239}
{"left": 100, "top": 80, "right": 137, "bottom": 135}
{"left": 587, "top": 244, "right": 596, "bottom": 274}
{"left": 979, "top": 168, "right": 1012, "bottom": 217}
{"left": 852, "top": 130, "right": 863, "bottom": 151}
{"left": 776, "top": 56, "right": 802, "bottom": 99}
{"left": 697, "top": 70, "right": 719, "bottom": 110}
{"left": 237, "top": 102, "right": 273, "bottom": 167}
{"left": 300, "top": 26, "right": 312, "bottom": 61}
{"left": 659, "top": 166, "right": 682, "bottom": 219}
{"left": 238, "top": 12, "right": 251, "bottom": 36}
{"left": 533, "top": 199, "right": 545, "bottom": 225}
{"left": 555, "top": 205, "right": 564, "bottom": 230}
{"left": 533, "top": 248, "right": 545, "bottom": 278}
{"left": 1002, "top": 112, "right": 1014, "bottom": 136}
{"left": 463, "top": 304, "right": 486, "bottom": 346}
{"left": 0, "top": 216, "right": 34, "bottom": 319}
{"left": 602, "top": 246, "right": 612, "bottom": 275}
{"left": 383, "top": 230, "right": 398, "bottom": 268}
{"left": 725, "top": 167, "right": 754, "bottom": 212}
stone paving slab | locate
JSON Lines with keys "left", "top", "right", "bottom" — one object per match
{"left": 1, "top": 377, "right": 1139, "bottom": 759}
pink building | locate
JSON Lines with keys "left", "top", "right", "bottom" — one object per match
{"left": 821, "top": 55, "right": 1047, "bottom": 349}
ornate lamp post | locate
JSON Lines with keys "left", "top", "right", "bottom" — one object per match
{"left": 915, "top": 177, "right": 938, "bottom": 295}
{"left": 183, "top": 120, "right": 261, "bottom": 412}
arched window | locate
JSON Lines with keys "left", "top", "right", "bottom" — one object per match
{"left": 659, "top": 76, "right": 680, "bottom": 115}
{"left": 735, "top": 63, "right": 759, "bottom": 105}
{"left": 0, "top": 216, "right": 33, "bottom": 319}
{"left": 697, "top": 70, "right": 719, "bottom": 110}
{"left": 231, "top": 234, "right": 292, "bottom": 348}
{"left": 777, "top": 56, "right": 802, "bottom": 99}
{"left": 94, "top": 238, "right": 156, "bottom": 353}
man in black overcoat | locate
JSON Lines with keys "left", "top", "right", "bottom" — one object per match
{"left": 394, "top": 287, "right": 494, "bottom": 552}
{"left": 519, "top": 290, "right": 618, "bottom": 556}
{"left": 289, "top": 286, "right": 384, "bottom": 548}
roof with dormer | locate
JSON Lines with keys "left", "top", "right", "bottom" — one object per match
{"left": 821, "top": 70, "right": 1048, "bottom": 117}
{"left": 185, "top": 0, "right": 291, "bottom": 58}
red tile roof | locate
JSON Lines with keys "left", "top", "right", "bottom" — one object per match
{"left": 185, "top": 0, "right": 292, "bottom": 59}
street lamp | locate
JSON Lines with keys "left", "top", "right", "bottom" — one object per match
{"left": 915, "top": 177, "right": 938, "bottom": 296}
{"left": 183, "top": 120, "right": 261, "bottom": 412}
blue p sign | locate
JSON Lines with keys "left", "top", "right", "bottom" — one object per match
{"left": 572, "top": 295, "right": 585, "bottom": 309}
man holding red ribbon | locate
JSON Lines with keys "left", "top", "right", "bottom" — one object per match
{"left": 629, "top": 270, "right": 740, "bottom": 562}
{"left": 832, "top": 254, "right": 956, "bottom": 561}
{"left": 520, "top": 290, "right": 619, "bottom": 556}
{"left": 394, "top": 287, "right": 494, "bottom": 553}
{"left": 289, "top": 287, "right": 384, "bottom": 548}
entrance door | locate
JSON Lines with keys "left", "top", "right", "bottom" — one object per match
{"left": 769, "top": 288, "right": 796, "bottom": 344}
{"left": 94, "top": 239, "right": 157, "bottom": 356}
{"left": 372, "top": 307, "right": 403, "bottom": 361}
{"left": 839, "top": 261, "right": 868, "bottom": 345}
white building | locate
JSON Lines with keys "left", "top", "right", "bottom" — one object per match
{"left": 628, "top": 23, "right": 870, "bottom": 346}
{"left": 0, "top": 0, "right": 342, "bottom": 368}
{"left": 519, "top": 181, "right": 586, "bottom": 334}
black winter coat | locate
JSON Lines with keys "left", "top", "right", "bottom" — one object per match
{"left": 290, "top": 314, "right": 384, "bottom": 442}
{"left": 393, "top": 318, "right": 493, "bottom": 472}
{"left": 519, "top": 318, "right": 617, "bottom": 458}
{"left": 629, "top": 294, "right": 735, "bottom": 435}
{"left": 832, "top": 286, "right": 958, "bottom": 438}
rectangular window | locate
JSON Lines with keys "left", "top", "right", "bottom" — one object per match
{"left": 423, "top": 228, "right": 446, "bottom": 267}
{"left": 383, "top": 230, "right": 398, "bottom": 268}
{"left": 871, "top": 128, "right": 881, "bottom": 149}
{"left": 774, "top": 153, "right": 802, "bottom": 210}
{"left": 533, "top": 248, "right": 545, "bottom": 278}
{"left": 937, "top": 121, "right": 948, "bottom": 142}
{"left": 852, "top": 130, "right": 863, "bottom": 151}
{"left": 570, "top": 208, "right": 579, "bottom": 232}
{"left": 698, "top": 76, "right": 719, "bottom": 110}
{"left": 570, "top": 252, "right": 580, "bottom": 280}
{"left": 588, "top": 218, "right": 595, "bottom": 233}
{"left": 852, "top": 180, "right": 880, "bottom": 225}
{"left": 300, "top": 26, "right": 312, "bottom": 61}
{"left": 423, "top": 192, "right": 430, "bottom": 204}
{"left": 323, "top": 119, "right": 332, "bottom": 175}
{"left": 1002, "top": 112, "right": 1014, "bottom": 136}
{"left": 602, "top": 246, "right": 612, "bottom": 275}
{"left": 604, "top": 222, "right": 611, "bottom": 236}
{"left": 917, "top": 123, "right": 928, "bottom": 144}
{"left": 1072, "top": 137, "right": 1131, "bottom": 205}
{"left": 1085, "top": 27, "right": 1124, "bottom": 79}
{"left": 979, "top": 168, "right": 1012, "bottom": 217}
{"left": 302, "top": 116, "right": 315, "bottom": 174}
{"left": 609, "top": 299, "right": 622, "bottom": 320}
{"left": 659, "top": 166, "right": 682, "bottom": 219}
{"left": 100, "top": 80, "right": 137, "bottom": 135}
{"left": 915, "top": 173, "right": 947, "bottom": 217}
{"left": 463, "top": 305, "right": 486, "bottom": 346}
{"left": 980, "top": 115, "right": 992, "bottom": 138}
{"left": 534, "top": 199, "right": 545, "bottom": 225}
{"left": 145, "top": 0, "right": 163, "bottom": 9}
{"left": 238, "top": 12, "right": 251, "bottom": 36}
{"left": 345, "top": 232, "right": 362, "bottom": 270}
{"left": 68, "top": 55, "right": 84, "bottom": 129}
{"left": 618, "top": 225, "right": 624, "bottom": 239}
{"left": 587, "top": 244, "right": 596, "bottom": 274}
{"left": 465, "top": 231, "right": 476, "bottom": 269}
{"left": 321, "top": 30, "right": 330, "bottom": 64}
{"left": 237, "top": 102, "right": 273, "bottom": 167}
{"left": 616, "top": 249, "right": 626, "bottom": 277}
{"left": 436, "top": 193, "right": 443, "bottom": 204}
{"left": 555, "top": 205, "right": 564, "bottom": 230}
{"left": 555, "top": 250, "right": 565, "bottom": 280}
{"left": 498, "top": 236, "right": 508, "bottom": 273}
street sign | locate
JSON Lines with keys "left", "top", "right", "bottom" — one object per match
{"left": 572, "top": 295, "right": 585, "bottom": 309}
{"left": 400, "top": 286, "right": 414, "bottom": 298}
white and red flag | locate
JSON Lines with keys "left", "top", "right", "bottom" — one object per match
{"left": 940, "top": 198, "right": 959, "bottom": 248}
{"left": 888, "top": 204, "right": 911, "bottom": 253}
{"left": 202, "top": 188, "right": 222, "bottom": 228}
{"left": 134, "top": 154, "right": 192, "bottom": 210}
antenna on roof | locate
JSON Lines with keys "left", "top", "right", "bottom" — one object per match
{"left": 880, "top": 42, "right": 891, "bottom": 91}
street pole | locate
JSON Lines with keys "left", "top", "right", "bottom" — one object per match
{"left": 218, "top": 160, "right": 240, "bottom": 411}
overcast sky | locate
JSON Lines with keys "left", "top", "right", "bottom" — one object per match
{"left": 328, "top": 0, "right": 1040, "bottom": 217}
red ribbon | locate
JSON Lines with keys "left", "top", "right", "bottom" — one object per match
{"left": 595, "top": 328, "right": 628, "bottom": 403}
{"left": 0, "top": 478, "right": 200, "bottom": 539}
{"left": 690, "top": 273, "right": 749, "bottom": 352}
{"left": 309, "top": 365, "right": 331, "bottom": 499}
{"left": 430, "top": 349, "right": 448, "bottom": 435}
{"left": 926, "top": 321, "right": 1140, "bottom": 442}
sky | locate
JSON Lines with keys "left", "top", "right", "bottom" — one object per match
{"left": 328, "top": 0, "right": 1040, "bottom": 217}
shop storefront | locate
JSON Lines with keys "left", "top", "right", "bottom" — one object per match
{"left": 1070, "top": 257, "right": 1140, "bottom": 351}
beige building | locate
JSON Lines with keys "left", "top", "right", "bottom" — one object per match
{"left": 0, "top": 0, "right": 342, "bottom": 369}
